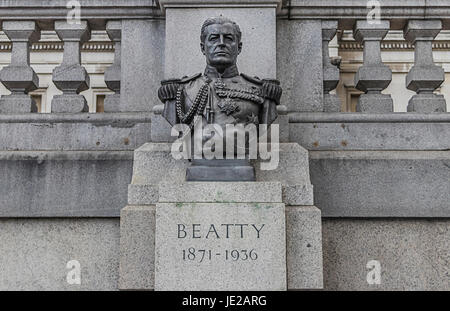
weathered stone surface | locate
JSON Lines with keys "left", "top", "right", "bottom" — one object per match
{"left": 274, "top": 112, "right": 290, "bottom": 143}
{"left": 323, "top": 93, "right": 341, "bottom": 112}
{"left": 51, "top": 94, "right": 89, "bottom": 113}
{"left": 356, "top": 94, "right": 394, "bottom": 113}
{"left": 0, "top": 114, "right": 152, "bottom": 151}
{"left": 0, "top": 0, "right": 160, "bottom": 23}
{"left": 158, "top": 182, "right": 282, "bottom": 203}
{"left": 310, "top": 150, "right": 450, "bottom": 217}
{"left": 354, "top": 66, "right": 392, "bottom": 92}
{"left": 155, "top": 202, "right": 286, "bottom": 291}
{"left": 150, "top": 105, "right": 175, "bottom": 142}
{"left": 286, "top": 206, "right": 323, "bottom": 289}
{"left": 322, "top": 218, "right": 450, "bottom": 291}
{"left": 283, "top": 184, "right": 314, "bottom": 206}
{"left": 407, "top": 93, "right": 447, "bottom": 113}
{"left": 2, "top": 149, "right": 448, "bottom": 218}
{"left": 289, "top": 118, "right": 450, "bottom": 151}
{"left": 121, "top": 19, "right": 164, "bottom": 112}
{"left": 128, "top": 184, "right": 159, "bottom": 205}
{"left": 104, "top": 94, "right": 121, "bottom": 112}
{"left": 0, "top": 66, "right": 39, "bottom": 94}
{"left": 254, "top": 143, "right": 312, "bottom": 187}
{"left": 405, "top": 64, "right": 445, "bottom": 93}
{"left": 0, "top": 151, "right": 132, "bottom": 217}
{"left": 0, "top": 95, "right": 37, "bottom": 113}
{"left": 131, "top": 142, "right": 313, "bottom": 202}
{"left": 277, "top": 19, "right": 323, "bottom": 112}
{"left": 0, "top": 218, "right": 120, "bottom": 291}
{"left": 1, "top": 218, "right": 448, "bottom": 291}
{"left": 131, "top": 143, "right": 188, "bottom": 185}
{"left": 119, "top": 206, "right": 155, "bottom": 290}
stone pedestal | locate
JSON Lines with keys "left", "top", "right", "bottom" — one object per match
{"left": 155, "top": 182, "right": 286, "bottom": 291}
{"left": 119, "top": 142, "right": 323, "bottom": 290}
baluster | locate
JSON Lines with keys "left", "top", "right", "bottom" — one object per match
{"left": 322, "top": 21, "right": 341, "bottom": 112}
{"left": 0, "top": 21, "right": 40, "bottom": 113}
{"left": 353, "top": 20, "right": 393, "bottom": 113}
{"left": 404, "top": 20, "right": 446, "bottom": 112}
{"left": 104, "top": 21, "right": 121, "bottom": 112}
{"left": 51, "top": 21, "right": 91, "bottom": 113}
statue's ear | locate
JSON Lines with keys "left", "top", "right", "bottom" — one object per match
{"left": 238, "top": 42, "right": 243, "bottom": 54}
{"left": 200, "top": 42, "right": 206, "bottom": 55}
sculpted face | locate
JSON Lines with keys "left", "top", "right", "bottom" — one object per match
{"left": 201, "top": 23, "right": 242, "bottom": 71}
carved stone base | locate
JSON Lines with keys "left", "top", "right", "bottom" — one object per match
{"left": 0, "top": 95, "right": 37, "bottom": 113}
{"left": 356, "top": 93, "right": 393, "bottom": 113}
{"left": 407, "top": 93, "right": 447, "bottom": 113}
{"left": 51, "top": 94, "right": 89, "bottom": 113}
{"left": 119, "top": 142, "right": 322, "bottom": 291}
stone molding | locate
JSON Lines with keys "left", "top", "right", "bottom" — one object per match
{"left": 0, "top": 0, "right": 449, "bottom": 30}
{"left": 279, "top": 0, "right": 450, "bottom": 29}
{"left": 159, "top": 0, "right": 282, "bottom": 12}
{"left": 0, "top": 0, "right": 161, "bottom": 27}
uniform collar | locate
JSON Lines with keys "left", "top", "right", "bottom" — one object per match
{"left": 204, "top": 64, "right": 239, "bottom": 79}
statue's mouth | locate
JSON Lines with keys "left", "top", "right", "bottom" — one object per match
{"left": 214, "top": 51, "right": 229, "bottom": 56}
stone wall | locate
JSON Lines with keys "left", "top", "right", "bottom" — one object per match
{"left": 0, "top": 218, "right": 447, "bottom": 291}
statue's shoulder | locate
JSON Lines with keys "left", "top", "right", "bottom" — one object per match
{"left": 158, "top": 73, "right": 202, "bottom": 102}
{"left": 241, "top": 73, "right": 282, "bottom": 105}
{"left": 180, "top": 73, "right": 202, "bottom": 84}
{"left": 240, "top": 73, "right": 263, "bottom": 86}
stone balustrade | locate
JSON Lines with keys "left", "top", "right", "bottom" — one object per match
{"left": 51, "top": 21, "right": 91, "bottom": 113}
{"left": 0, "top": 1, "right": 448, "bottom": 114}
{"left": 0, "top": 21, "right": 40, "bottom": 113}
{"left": 404, "top": 20, "right": 447, "bottom": 112}
{"left": 353, "top": 20, "right": 393, "bottom": 113}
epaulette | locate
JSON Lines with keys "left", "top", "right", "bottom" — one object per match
{"left": 240, "top": 73, "right": 263, "bottom": 85}
{"left": 180, "top": 73, "right": 202, "bottom": 83}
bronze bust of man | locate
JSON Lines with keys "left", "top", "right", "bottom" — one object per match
{"left": 159, "top": 16, "right": 281, "bottom": 131}
{"left": 158, "top": 16, "right": 282, "bottom": 181}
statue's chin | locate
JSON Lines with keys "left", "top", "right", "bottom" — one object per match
{"left": 208, "top": 58, "right": 235, "bottom": 69}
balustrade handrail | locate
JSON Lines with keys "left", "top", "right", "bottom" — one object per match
{"left": 279, "top": 0, "right": 450, "bottom": 30}
{"left": 289, "top": 112, "right": 450, "bottom": 123}
{"left": 0, "top": 0, "right": 161, "bottom": 27}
